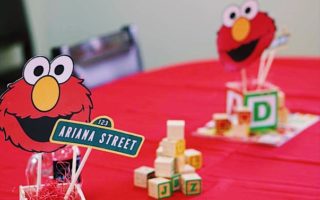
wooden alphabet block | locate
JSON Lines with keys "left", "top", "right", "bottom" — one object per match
{"left": 226, "top": 82, "right": 244, "bottom": 115}
{"left": 170, "top": 174, "right": 181, "bottom": 192}
{"left": 235, "top": 106, "right": 251, "bottom": 125}
{"left": 156, "top": 146, "right": 164, "bottom": 157}
{"left": 155, "top": 156, "right": 175, "bottom": 178}
{"left": 213, "top": 113, "right": 231, "bottom": 135}
{"left": 244, "top": 90, "right": 278, "bottom": 130}
{"left": 185, "top": 149, "right": 202, "bottom": 169}
{"left": 175, "top": 155, "right": 185, "bottom": 173}
{"left": 167, "top": 120, "right": 185, "bottom": 140}
{"left": 278, "top": 107, "right": 289, "bottom": 125}
{"left": 277, "top": 90, "right": 285, "bottom": 108}
{"left": 148, "top": 178, "right": 172, "bottom": 199}
{"left": 180, "top": 164, "right": 195, "bottom": 174}
{"left": 161, "top": 138, "right": 185, "bottom": 157}
{"left": 181, "top": 173, "right": 202, "bottom": 196}
{"left": 227, "top": 81, "right": 279, "bottom": 130}
{"left": 134, "top": 166, "right": 155, "bottom": 188}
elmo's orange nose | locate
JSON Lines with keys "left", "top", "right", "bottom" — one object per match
{"left": 32, "top": 76, "right": 59, "bottom": 112}
{"left": 232, "top": 17, "right": 251, "bottom": 42}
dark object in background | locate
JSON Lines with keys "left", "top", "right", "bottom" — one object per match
{"left": 52, "top": 25, "right": 143, "bottom": 88}
{"left": 0, "top": 0, "right": 33, "bottom": 94}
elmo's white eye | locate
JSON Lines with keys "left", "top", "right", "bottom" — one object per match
{"left": 23, "top": 56, "right": 50, "bottom": 85}
{"left": 241, "top": 0, "right": 259, "bottom": 20}
{"left": 223, "top": 5, "right": 240, "bottom": 27}
{"left": 49, "top": 55, "right": 74, "bottom": 84}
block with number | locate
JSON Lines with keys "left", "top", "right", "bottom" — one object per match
{"left": 161, "top": 138, "right": 185, "bottom": 157}
{"left": 170, "top": 174, "right": 181, "bottom": 191}
{"left": 213, "top": 113, "right": 231, "bottom": 135}
{"left": 236, "top": 106, "right": 251, "bottom": 125}
{"left": 167, "top": 120, "right": 185, "bottom": 140}
{"left": 148, "top": 178, "right": 172, "bottom": 199}
{"left": 181, "top": 173, "right": 202, "bottom": 196}
{"left": 185, "top": 149, "right": 202, "bottom": 169}
{"left": 155, "top": 156, "right": 175, "bottom": 178}
{"left": 134, "top": 166, "right": 155, "bottom": 188}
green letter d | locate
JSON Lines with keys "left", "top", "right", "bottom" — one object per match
{"left": 253, "top": 102, "right": 271, "bottom": 122}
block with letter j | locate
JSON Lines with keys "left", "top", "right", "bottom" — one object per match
{"left": 148, "top": 177, "right": 172, "bottom": 199}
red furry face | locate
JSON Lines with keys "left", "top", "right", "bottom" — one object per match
{"left": 217, "top": 0, "right": 276, "bottom": 71}
{"left": 0, "top": 56, "right": 93, "bottom": 152}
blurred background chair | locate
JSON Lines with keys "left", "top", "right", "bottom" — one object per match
{"left": 51, "top": 25, "right": 143, "bottom": 88}
{"left": 0, "top": 0, "right": 33, "bottom": 94}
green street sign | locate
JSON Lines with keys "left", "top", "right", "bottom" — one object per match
{"left": 50, "top": 116, "right": 144, "bottom": 157}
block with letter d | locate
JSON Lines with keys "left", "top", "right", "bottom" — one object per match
{"left": 226, "top": 81, "right": 278, "bottom": 130}
{"left": 244, "top": 90, "right": 278, "bottom": 130}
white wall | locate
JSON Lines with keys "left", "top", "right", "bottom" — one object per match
{"left": 24, "top": 0, "right": 320, "bottom": 70}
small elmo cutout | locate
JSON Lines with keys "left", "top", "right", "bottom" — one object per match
{"left": 217, "top": 0, "right": 276, "bottom": 71}
{"left": 0, "top": 56, "right": 93, "bottom": 153}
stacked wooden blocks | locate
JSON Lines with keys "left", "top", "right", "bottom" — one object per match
{"left": 155, "top": 156, "right": 175, "bottom": 177}
{"left": 226, "top": 82, "right": 279, "bottom": 130}
{"left": 213, "top": 106, "right": 252, "bottom": 138}
{"left": 134, "top": 120, "right": 203, "bottom": 199}
{"left": 211, "top": 88, "right": 290, "bottom": 137}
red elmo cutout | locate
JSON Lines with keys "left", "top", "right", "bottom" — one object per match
{"left": 217, "top": 0, "right": 276, "bottom": 71}
{"left": 0, "top": 56, "right": 93, "bottom": 152}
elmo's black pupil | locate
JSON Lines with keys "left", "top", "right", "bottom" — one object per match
{"left": 55, "top": 65, "right": 64, "bottom": 75}
{"left": 230, "top": 12, "right": 236, "bottom": 19}
{"left": 34, "top": 66, "right": 44, "bottom": 77}
{"left": 245, "top": 7, "right": 251, "bottom": 14}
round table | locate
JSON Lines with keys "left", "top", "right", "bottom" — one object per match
{"left": 1, "top": 58, "right": 319, "bottom": 199}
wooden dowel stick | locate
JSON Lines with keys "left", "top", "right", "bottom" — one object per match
{"left": 258, "top": 51, "right": 267, "bottom": 86}
{"left": 260, "top": 50, "right": 276, "bottom": 86}
{"left": 71, "top": 146, "right": 77, "bottom": 181}
{"left": 258, "top": 39, "right": 287, "bottom": 88}
{"left": 241, "top": 68, "right": 247, "bottom": 93}
{"left": 64, "top": 148, "right": 92, "bottom": 200}
{"left": 36, "top": 153, "right": 42, "bottom": 196}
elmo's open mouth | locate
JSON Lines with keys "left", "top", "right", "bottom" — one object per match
{"left": 16, "top": 115, "right": 72, "bottom": 142}
{"left": 227, "top": 39, "right": 259, "bottom": 62}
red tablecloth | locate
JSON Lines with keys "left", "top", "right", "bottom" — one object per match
{"left": 1, "top": 58, "right": 320, "bottom": 199}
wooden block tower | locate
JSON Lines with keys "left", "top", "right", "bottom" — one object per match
{"left": 134, "top": 120, "right": 203, "bottom": 199}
